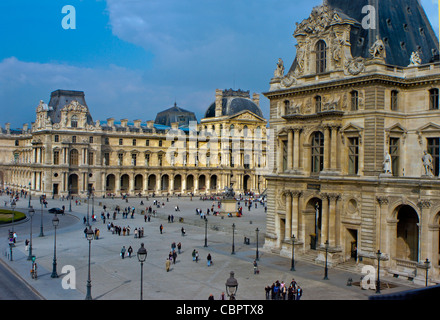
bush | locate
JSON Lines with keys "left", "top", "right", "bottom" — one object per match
{"left": 0, "top": 209, "right": 27, "bottom": 224}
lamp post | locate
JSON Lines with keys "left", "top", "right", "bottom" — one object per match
{"left": 91, "top": 187, "right": 95, "bottom": 220}
{"left": 204, "top": 218, "right": 208, "bottom": 247}
{"left": 27, "top": 207, "right": 35, "bottom": 261}
{"left": 323, "top": 240, "right": 329, "bottom": 280}
{"left": 85, "top": 227, "right": 94, "bottom": 300}
{"left": 314, "top": 202, "right": 319, "bottom": 249}
{"left": 10, "top": 202, "right": 16, "bottom": 232}
{"left": 231, "top": 223, "right": 236, "bottom": 255}
{"left": 225, "top": 271, "right": 238, "bottom": 300}
{"left": 137, "top": 243, "right": 148, "bottom": 300}
{"left": 376, "top": 250, "right": 381, "bottom": 294}
{"left": 51, "top": 214, "right": 59, "bottom": 278}
{"left": 255, "top": 227, "right": 259, "bottom": 261}
{"left": 86, "top": 190, "right": 91, "bottom": 227}
{"left": 28, "top": 182, "right": 32, "bottom": 208}
{"left": 424, "top": 258, "right": 431, "bottom": 287}
{"left": 290, "top": 234, "right": 296, "bottom": 271}
{"left": 39, "top": 199, "right": 44, "bottom": 237}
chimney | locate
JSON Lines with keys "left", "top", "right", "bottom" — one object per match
{"left": 5, "top": 123, "right": 10, "bottom": 134}
{"left": 120, "top": 119, "right": 128, "bottom": 128}
{"left": 107, "top": 118, "right": 114, "bottom": 127}
{"left": 23, "top": 123, "right": 29, "bottom": 133}
{"left": 215, "top": 89, "right": 223, "bottom": 118}
{"left": 147, "top": 120, "right": 154, "bottom": 129}
{"left": 252, "top": 93, "right": 260, "bottom": 107}
{"left": 133, "top": 119, "right": 141, "bottom": 128}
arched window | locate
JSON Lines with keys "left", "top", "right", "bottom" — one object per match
{"left": 70, "top": 149, "right": 79, "bottom": 166}
{"left": 316, "top": 40, "right": 327, "bottom": 74}
{"left": 243, "top": 125, "right": 248, "bottom": 138}
{"left": 71, "top": 115, "right": 78, "bottom": 128}
{"left": 311, "top": 132, "right": 324, "bottom": 173}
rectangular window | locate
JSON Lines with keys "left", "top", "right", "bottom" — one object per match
{"left": 118, "top": 153, "right": 124, "bottom": 166}
{"left": 146, "top": 140, "right": 150, "bottom": 146}
{"left": 145, "top": 154, "right": 150, "bottom": 167}
{"left": 158, "top": 154, "right": 163, "bottom": 166}
{"left": 351, "top": 91, "right": 359, "bottom": 111}
{"left": 391, "top": 90, "right": 398, "bottom": 111}
{"left": 54, "top": 135, "right": 59, "bottom": 143}
{"left": 348, "top": 137, "right": 359, "bottom": 175}
{"left": 104, "top": 153, "right": 110, "bottom": 166}
{"left": 427, "top": 138, "right": 440, "bottom": 176}
{"left": 282, "top": 140, "right": 288, "bottom": 171}
{"left": 53, "top": 151, "right": 60, "bottom": 165}
{"left": 133, "top": 139, "right": 136, "bottom": 146}
{"left": 389, "top": 138, "right": 400, "bottom": 176}
{"left": 159, "top": 140, "right": 163, "bottom": 147}
{"left": 430, "top": 89, "right": 439, "bottom": 110}
{"left": 89, "top": 136, "right": 94, "bottom": 143}
{"left": 72, "top": 136, "right": 77, "bottom": 143}
{"left": 88, "top": 152, "right": 94, "bottom": 166}
{"left": 131, "top": 154, "right": 137, "bottom": 166}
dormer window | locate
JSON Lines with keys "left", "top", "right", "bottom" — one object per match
{"left": 316, "top": 40, "right": 327, "bottom": 74}
{"left": 71, "top": 115, "right": 78, "bottom": 128}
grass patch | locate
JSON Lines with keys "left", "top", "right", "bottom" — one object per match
{"left": 0, "top": 209, "right": 27, "bottom": 224}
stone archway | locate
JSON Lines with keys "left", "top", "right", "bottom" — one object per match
{"left": 120, "top": 174, "right": 129, "bottom": 192}
{"left": 174, "top": 174, "right": 182, "bottom": 192}
{"left": 68, "top": 174, "right": 79, "bottom": 195}
{"left": 134, "top": 174, "right": 143, "bottom": 193}
{"left": 396, "top": 205, "right": 419, "bottom": 262}
{"left": 106, "top": 174, "right": 116, "bottom": 193}
{"left": 304, "top": 197, "right": 322, "bottom": 250}
{"left": 147, "top": 175, "right": 156, "bottom": 192}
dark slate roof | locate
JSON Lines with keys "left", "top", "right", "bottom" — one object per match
{"left": 326, "top": 0, "right": 439, "bottom": 66}
{"left": 154, "top": 103, "right": 198, "bottom": 127}
{"left": 204, "top": 89, "right": 263, "bottom": 119}
{"left": 47, "top": 90, "right": 94, "bottom": 125}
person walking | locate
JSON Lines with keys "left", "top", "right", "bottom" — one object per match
{"left": 160, "top": 224, "right": 163, "bottom": 234}
{"left": 207, "top": 253, "right": 212, "bottom": 267}
{"left": 296, "top": 286, "right": 303, "bottom": 300}
{"left": 120, "top": 246, "right": 126, "bottom": 259}
{"left": 177, "top": 242, "right": 182, "bottom": 254}
{"left": 253, "top": 260, "right": 259, "bottom": 274}
{"left": 127, "top": 246, "right": 133, "bottom": 258}
{"left": 192, "top": 249, "right": 196, "bottom": 262}
{"left": 166, "top": 258, "right": 171, "bottom": 272}
{"left": 195, "top": 250, "right": 199, "bottom": 262}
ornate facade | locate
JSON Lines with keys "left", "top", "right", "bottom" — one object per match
{"left": 0, "top": 88, "right": 267, "bottom": 198}
{"left": 264, "top": 0, "right": 440, "bottom": 284}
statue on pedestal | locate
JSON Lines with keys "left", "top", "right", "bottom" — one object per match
{"left": 224, "top": 184, "right": 235, "bottom": 199}
{"left": 383, "top": 151, "right": 392, "bottom": 174}
{"left": 422, "top": 150, "right": 434, "bottom": 176}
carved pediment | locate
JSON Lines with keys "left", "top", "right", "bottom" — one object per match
{"left": 386, "top": 123, "right": 408, "bottom": 135}
{"left": 294, "top": 4, "right": 342, "bottom": 36}
{"left": 417, "top": 122, "right": 440, "bottom": 134}
{"left": 341, "top": 123, "right": 364, "bottom": 134}
{"left": 228, "top": 110, "right": 266, "bottom": 122}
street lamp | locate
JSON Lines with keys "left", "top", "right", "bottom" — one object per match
{"left": 424, "top": 258, "right": 431, "bottom": 287}
{"left": 204, "top": 217, "right": 208, "bottom": 247}
{"left": 376, "top": 250, "right": 381, "bottom": 294}
{"left": 39, "top": 199, "right": 44, "bottom": 237}
{"left": 323, "top": 240, "right": 329, "bottom": 280}
{"left": 85, "top": 227, "right": 94, "bottom": 300}
{"left": 86, "top": 189, "right": 91, "bottom": 227}
{"left": 231, "top": 223, "right": 236, "bottom": 255}
{"left": 91, "top": 187, "right": 95, "bottom": 220}
{"left": 51, "top": 214, "right": 59, "bottom": 278}
{"left": 28, "top": 182, "right": 32, "bottom": 208}
{"left": 10, "top": 202, "right": 16, "bottom": 232}
{"left": 255, "top": 227, "right": 260, "bottom": 261}
{"left": 137, "top": 243, "right": 148, "bottom": 300}
{"left": 290, "top": 234, "right": 296, "bottom": 271}
{"left": 225, "top": 271, "right": 238, "bottom": 300}
{"left": 27, "top": 207, "right": 35, "bottom": 261}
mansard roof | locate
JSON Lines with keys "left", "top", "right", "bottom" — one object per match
{"left": 47, "top": 89, "right": 94, "bottom": 125}
{"left": 326, "top": 0, "right": 439, "bottom": 66}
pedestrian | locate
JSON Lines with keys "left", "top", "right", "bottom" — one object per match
{"left": 208, "top": 294, "right": 214, "bottom": 300}
{"left": 192, "top": 249, "right": 196, "bottom": 261}
{"left": 207, "top": 253, "right": 212, "bottom": 267}
{"left": 166, "top": 258, "right": 171, "bottom": 272}
{"left": 265, "top": 286, "right": 271, "bottom": 300}
{"left": 25, "top": 239, "right": 29, "bottom": 251}
{"left": 220, "top": 292, "right": 225, "bottom": 300}
{"left": 120, "top": 246, "right": 126, "bottom": 259}
{"left": 160, "top": 224, "right": 163, "bottom": 234}
{"left": 128, "top": 246, "right": 133, "bottom": 258}
{"left": 296, "top": 286, "right": 303, "bottom": 300}
{"left": 177, "top": 242, "right": 182, "bottom": 254}
{"left": 195, "top": 250, "right": 199, "bottom": 262}
{"left": 253, "top": 260, "right": 258, "bottom": 274}
{"left": 172, "top": 250, "right": 177, "bottom": 264}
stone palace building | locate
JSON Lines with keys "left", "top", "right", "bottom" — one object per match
{"left": 263, "top": 0, "right": 440, "bottom": 284}
{"left": 0, "top": 88, "right": 268, "bottom": 198}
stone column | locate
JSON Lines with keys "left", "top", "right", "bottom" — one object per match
{"left": 330, "top": 126, "right": 338, "bottom": 171}
{"left": 376, "top": 197, "right": 389, "bottom": 253}
{"left": 291, "top": 191, "right": 302, "bottom": 240}
{"left": 287, "top": 129, "right": 293, "bottom": 171}
{"left": 293, "top": 129, "right": 300, "bottom": 170}
{"left": 328, "top": 193, "right": 339, "bottom": 247}
{"left": 278, "top": 136, "right": 284, "bottom": 173}
{"left": 321, "top": 194, "right": 329, "bottom": 246}
{"left": 417, "top": 200, "right": 431, "bottom": 262}
{"left": 323, "top": 126, "right": 330, "bottom": 171}
{"left": 285, "top": 191, "right": 292, "bottom": 242}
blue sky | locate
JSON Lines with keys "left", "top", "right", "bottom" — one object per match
{"left": 0, "top": 0, "right": 439, "bottom": 128}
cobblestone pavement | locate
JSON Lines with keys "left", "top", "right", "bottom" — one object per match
{"left": 0, "top": 194, "right": 420, "bottom": 300}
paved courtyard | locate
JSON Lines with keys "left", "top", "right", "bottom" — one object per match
{"left": 0, "top": 194, "right": 420, "bottom": 300}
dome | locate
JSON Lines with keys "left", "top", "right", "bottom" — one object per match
{"left": 204, "top": 89, "right": 263, "bottom": 119}
{"left": 154, "top": 103, "right": 197, "bottom": 127}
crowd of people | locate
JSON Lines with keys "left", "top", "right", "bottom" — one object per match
{"left": 265, "top": 279, "right": 303, "bottom": 300}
